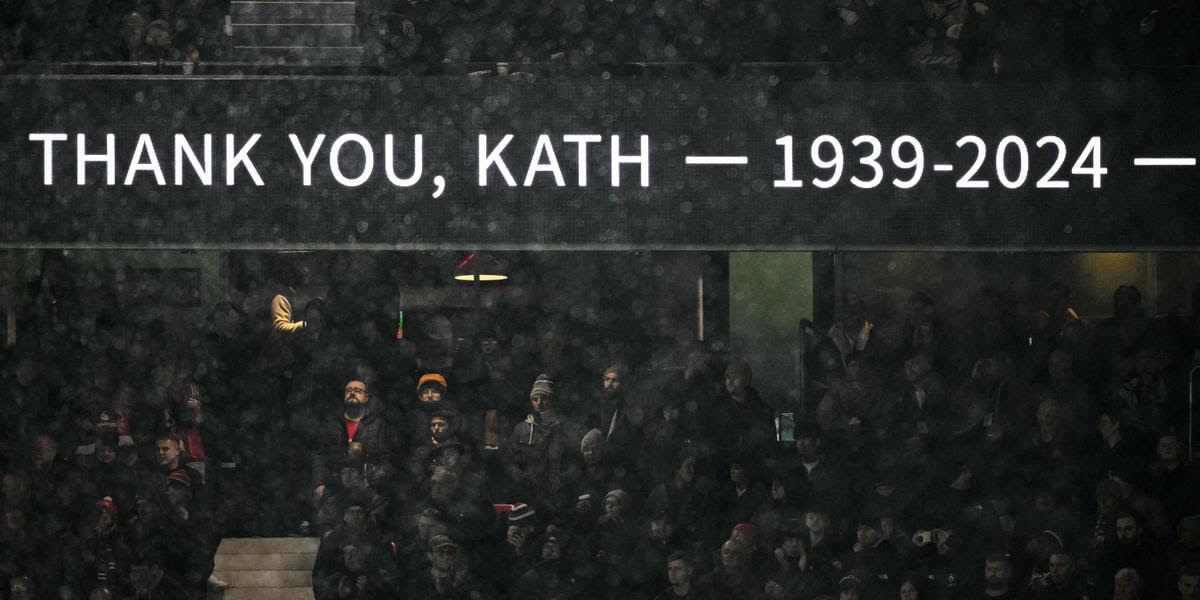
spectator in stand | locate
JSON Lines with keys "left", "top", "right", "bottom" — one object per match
{"left": 974, "top": 553, "right": 1017, "bottom": 600}
{"left": 1029, "top": 549, "right": 1088, "bottom": 599}
{"left": 696, "top": 537, "right": 759, "bottom": 600}
{"left": 514, "top": 525, "right": 578, "bottom": 600}
{"left": 657, "top": 552, "right": 706, "bottom": 600}
{"left": 404, "top": 373, "right": 455, "bottom": 448}
{"left": 501, "top": 374, "right": 581, "bottom": 510}
{"left": 1094, "top": 511, "right": 1165, "bottom": 600}
{"left": 1113, "top": 567, "right": 1143, "bottom": 600}
{"left": 766, "top": 520, "right": 829, "bottom": 598}
{"left": 705, "top": 359, "right": 775, "bottom": 462}
{"left": 586, "top": 363, "right": 644, "bottom": 476}
{"left": 1093, "top": 407, "right": 1147, "bottom": 487}
{"left": 411, "top": 535, "right": 493, "bottom": 600}
{"left": 647, "top": 453, "right": 715, "bottom": 547}
{"left": 1147, "top": 432, "right": 1199, "bottom": 524}
{"left": 1094, "top": 285, "right": 1151, "bottom": 384}
{"left": 409, "top": 408, "right": 474, "bottom": 497}
{"left": 312, "top": 376, "right": 391, "bottom": 505}
{"left": 1178, "top": 564, "right": 1200, "bottom": 600}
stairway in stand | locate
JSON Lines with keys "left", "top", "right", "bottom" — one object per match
{"left": 208, "top": 537, "right": 318, "bottom": 600}
{"left": 229, "top": 1, "right": 362, "bottom": 65}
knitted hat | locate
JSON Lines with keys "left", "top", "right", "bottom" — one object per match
{"left": 508, "top": 503, "right": 537, "bottom": 523}
{"left": 167, "top": 469, "right": 192, "bottom": 488}
{"left": 731, "top": 522, "right": 758, "bottom": 548}
{"left": 603, "top": 489, "right": 629, "bottom": 506}
{"left": 418, "top": 373, "right": 448, "bottom": 393}
{"left": 97, "top": 496, "right": 118, "bottom": 519}
{"left": 428, "top": 534, "right": 460, "bottom": 552}
{"left": 529, "top": 374, "right": 555, "bottom": 399}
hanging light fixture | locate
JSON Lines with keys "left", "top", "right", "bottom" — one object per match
{"left": 453, "top": 252, "right": 508, "bottom": 282}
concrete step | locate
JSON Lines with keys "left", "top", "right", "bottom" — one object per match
{"left": 232, "top": 0, "right": 356, "bottom": 21}
{"left": 215, "top": 552, "right": 315, "bottom": 571}
{"left": 219, "top": 587, "right": 315, "bottom": 600}
{"left": 233, "top": 23, "right": 357, "bottom": 47}
{"left": 230, "top": 45, "right": 364, "bottom": 65}
{"left": 217, "top": 537, "right": 320, "bottom": 555}
{"left": 211, "top": 569, "right": 312, "bottom": 588}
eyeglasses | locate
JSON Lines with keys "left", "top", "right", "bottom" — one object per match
{"left": 345, "top": 386, "right": 367, "bottom": 395}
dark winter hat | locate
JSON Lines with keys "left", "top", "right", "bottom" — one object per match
{"left": 428, "top": 534, "right": 460, "bottom": 552}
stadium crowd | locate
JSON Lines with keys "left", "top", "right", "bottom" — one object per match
{"left": 0, "top": 253, "right": 1198, "bottom": 600}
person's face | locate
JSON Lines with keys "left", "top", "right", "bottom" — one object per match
{"left": 339, "top": 467, "right": 366, "bottom": 489}
{"left": 1098, "top": 414, "right": 1119, "bottom": 439}
{"left": 676, "top": 457, "right": 696, "bottom": 483}
{"left": 1114, "top": 576, "right": 1137, "bottom": 600}
{"left": 856, "top": 524, "right": 880, "bottom": 547}
{"left": 604, "top": 495, "right": 623, "bottom": 519}
{"left": 582, "top": 440, "right": 601, "bottom": 465}
{"left": 430, "top": 418, "right": 450, "bottom": 439}
{"left": 720, "top": 541, "right": 745, "bottom": 569}
{"left": 649, "top": 517, "right": 672, "bottom": 540}
{"left": 805, "top": 512, "right": 828, "bottom": 534}
{"left": 984, "top": 560, "right": 1011, "bottom": 589}
{"left": 904, "top": 356, "right": 931, "bottom": 382}
{"left": 97, "top": 445, "right": 116, "bottom": 464}
{"left": 431, "top": 546, "right": 458, "bottom": 571}
{"left": 34, "top": 443, "right": 57, "bottom": 466}
{"left": 765, "top": 581, "right": 785, "bottom": 600}
{"left": 603, "top": 371, "right": 623, "bottom": 397}
{"left": 796, "top": 436, "right": 820, "bottom": 460}
{"left": 480, "top": 337, "right": 499, "bottom": 356}
{"left": 899, "top": 581, "right": 919, "bottom": 600}
{"left": 530, "top": 393, "right": 551, "bottom": 414}
{"left": 1157, "top": 435, "right": 1182, "bottom": 462}
{"left": 725, "top": 370, "right": 748, "bottom": 394}
{"left": 541, "top": 540, "right": 561, "bottom": 560}
{"left": 771, "top": 480, "right": 786, "bottom": 501}
{"left": 666, "top": 559, "right": 690, "bottom": 586}
{"left": 343, "top": 546, "right": 368, "bottom": 574}
{"left": 8, "top": 576, "right": 33, "bottom": 600}
{"left": 156, "top": 439, "right": 181, "bottom": 468}
{"left": 1179, "top": 574, "right": 1200, "bottom": 600}
{"left": 1116, "top": 517, "right": 1140, "bottom": 545}
{"left": 840, "top": 589, "right": 860, "bottom": 600}
{"left": 343, "top": 506, "right": 367, "bottom": 531}
{"left": 729, "top": 464, "right": 747, "bottom": 484}
{"left": 345, "top": 380, "right": 369, "bottom": 407}
{"left": 419, "top": 385, "right": 443, "bottom": 405}
{"left": 1048, "top": 554, "right": 1072, "bottom": 584}
{"left": 430, "top": 471, "right": 458, "bottom": 501}
{"left": 781, "top": 536, "right": 803, "bottom": 558}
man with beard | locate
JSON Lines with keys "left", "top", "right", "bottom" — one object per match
{"left": 587, "top": 364, "right": 643, "bottom": 475}
{"left": 1177, "top": 564, "right": 1200, "bottom": 600}
{"left": 501, "top": 375, "right": 581, "bottom": 508}
{"left": 312, "top": 376, "right": 391, "bottom": 504}
{"left": 706, "top": 360, "right": 775, "bottom": 461}
{"left": 970, "top": 553, "right": 1017, "bottom": 599}
{"left": 1030, "top": 550, "right": 1088, "bottom": 599}
{"left": 1095, "top": 511, "right": 1165, "bottom": 600}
